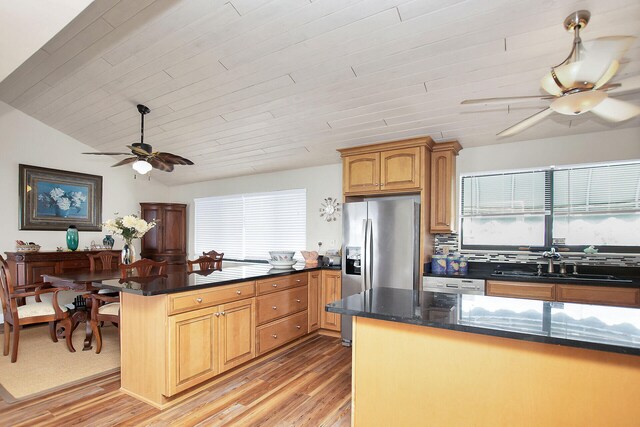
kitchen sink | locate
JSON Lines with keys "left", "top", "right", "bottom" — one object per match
{"left": 491, "top": 270, "right": 633, "bottom": 283}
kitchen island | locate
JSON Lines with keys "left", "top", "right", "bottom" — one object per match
{"left": 327, "top": 288, "right": 640, "bottom": 426}
{"left": 94, "top": 263, "right": 341, "bottom": 408}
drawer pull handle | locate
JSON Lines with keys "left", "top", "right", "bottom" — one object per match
{"left": 296, "top": 299, "right": 301, "bottom": 303}
{"left": 221, "top": 311, "right": 225, "bottom": 316}
{"left": 296, "top": 325, "right": 301, "bottom": 329}
{"left": 236, "top": 290, "right": 241, "bottom": 295}
{"left": 272, "top": 284, "right": 278, "bottom": 288}
{"left": 272, "top": 334, "right": 278, "bottom": 339}
{"left": 196, "top": 298, "right": 203, "bottom": 303}
{"left": 214, "top": 312, "right": 220, "bottom": 317}
{"left": 296, "top": 279, "right": 301, "bottom": 283}
{"left": 272, "top": 306, "right": 277, "bottom": 310}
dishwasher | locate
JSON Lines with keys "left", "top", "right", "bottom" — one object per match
{"left": 423, "top": 276, "right": 485, "bottom": 295}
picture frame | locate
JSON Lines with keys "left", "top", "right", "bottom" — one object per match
{"left": 19, "top": 164, "right": 103, "bottom": 231}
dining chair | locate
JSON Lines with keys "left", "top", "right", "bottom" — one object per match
{"left": 87, "top": 259, "right": 167, "bottom": 353}
{"left": 202, "top": 250, "right": 224, "bottom": 268}
{"left": 0, "top": 255, "right": 73, "bottom": 362}
{"left": 187, "top": 255, "right": 222, "bottom": 272}
{"left": 87, "top": 251, "right": 118, "bottom": 272}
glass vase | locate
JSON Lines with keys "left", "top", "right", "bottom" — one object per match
{"left": 121, "top": 239, "right": 136, "bottom": 265}
{"left": 103, "top": 234, "right": 115, "bottom": 249}
{"left": 66, "top": 225, "right": 79, "bottom": 251}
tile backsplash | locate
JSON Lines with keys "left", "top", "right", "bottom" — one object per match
{"left": 434, "top": 234, "right": 640, "bottom": 267}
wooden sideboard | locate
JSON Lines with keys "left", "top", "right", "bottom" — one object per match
{"left": 4, "top": 250, "right": 120, "bottom": 286}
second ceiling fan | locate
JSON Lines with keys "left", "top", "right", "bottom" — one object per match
{"left": 462, "top": 10, "right": 640, "bottom": 136}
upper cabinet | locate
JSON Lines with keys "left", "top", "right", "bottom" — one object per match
{"left": 339, "top": 137, "right": 432, "bottom": 195}
{"left": 430, "top": 141, "right": 462, "bottom": 233}
{"left": 141, "top": 203, "right": 187, "bottom": 264}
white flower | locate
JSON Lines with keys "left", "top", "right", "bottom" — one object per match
{"left": 122, "top": 215, "right": 138, "bottom": 228}
{"left": 70, "top": 191, "right": 86, "bottom": 207}
{"left": 56, "top": 197, "right": 71, "bottom": 210}
{"left": 49, "top": 187, "right": 65, "bottom": 200}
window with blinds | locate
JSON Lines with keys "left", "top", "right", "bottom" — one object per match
{"left": 194, "top": 189, "right": 306, "bottom": 261}
{"left": 460, "top": 161, "right": 640, "bottom": 251}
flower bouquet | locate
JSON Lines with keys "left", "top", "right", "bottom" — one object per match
{"left": 103, "top": 214, "right": 156, "bottom": 264}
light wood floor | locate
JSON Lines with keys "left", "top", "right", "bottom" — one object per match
{"left": 0, "top": 335, "right": 352, "bottom": 426}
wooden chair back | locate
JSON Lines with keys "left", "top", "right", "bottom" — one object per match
{"left": 187, "top": 256, "right": 222, "bottom": 272}
{"left": 202, "top": 250, "right": 224, "bottom": 261}
{"left": 120, "top": 259, "right": 168, "bottom": 279}
{"left": 88, "top": 251, "right": 118, "bottom": 271}
{"left": 0, "top": 256, "right": 15, "bottom": 316}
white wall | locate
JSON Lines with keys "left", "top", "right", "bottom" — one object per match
{"left": 457, "top": 127, "right": 640, "bottom": 175}
{"left": 168, "top": 163, "right": 343, "bottom": 258}
{"left": 0, "top": 101, "right": 170, "bottom": 255}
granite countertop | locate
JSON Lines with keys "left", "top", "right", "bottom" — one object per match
{"left": 424, "top": 262, "right": 640, "bottom": 288}
{"left": 94, "top": 263, "right": 341, "bottom": 296}
{"left": 326, "top": 287, "right": 640, "bottom": 356}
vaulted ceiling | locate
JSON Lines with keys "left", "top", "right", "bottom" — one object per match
{"left": 1, "top": 0, "right": 639, "bottom": 185}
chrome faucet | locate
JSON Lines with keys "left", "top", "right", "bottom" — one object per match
{"left": 542, "top": 247, "right": 562, "bottom": 274}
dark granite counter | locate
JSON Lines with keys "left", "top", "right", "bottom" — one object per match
{"left": 424, "top": 262, "right": 640, "bottom": 288}
{"left": 94, "top": 263, "right": 340, "bottom": 296}
{"left": 326, "top": 287, "right": 640, "bottom": 356}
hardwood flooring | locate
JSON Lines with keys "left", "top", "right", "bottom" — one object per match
{"left": 0, "top": 335, "right": 352, "bottom": 427}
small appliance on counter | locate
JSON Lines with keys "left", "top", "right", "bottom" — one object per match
{"left": 323, "top": 249, "right": 341, "bottom": 266}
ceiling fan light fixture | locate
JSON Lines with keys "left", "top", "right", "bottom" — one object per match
{"left": 550, "top": 90, "right": 607, "bottom": 115}
{"left": 132, "top": 159, "right": 153, "bottom": 175}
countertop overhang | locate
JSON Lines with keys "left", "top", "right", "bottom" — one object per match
{"left": 93, "top": 264, "right": 340, "bottom": 295}
{"left": 326, "top": 287, "right": 640, "bottom": 356}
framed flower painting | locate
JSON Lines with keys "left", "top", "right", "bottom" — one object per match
{"left": 19, "top": 164, "right": 103, "bottom": 231}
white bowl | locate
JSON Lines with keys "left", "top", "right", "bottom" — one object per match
{"left": 268, "top": 259, "right": 297, "bottom": 269}
{"left": 269, "top": 251, "right": 295, "bottom": 261}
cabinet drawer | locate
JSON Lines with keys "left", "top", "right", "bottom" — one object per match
{"left": 60, "top": 259, "right": 89, "bottom": 271}
{"left": 557, "top": 285, "right": 640, "bottom": 307}
{"left": 486, "top": 280, "right": 555, "bottom": 301}
{"left": 256, "top": 273, "right": 307, "bottom": 295}
{"left": 168, "top": 282, "right": 256, "bottom": 315}
{"left": 257, "top": 311, "right": 308, "bottom": 355}
{"left": 256, "top": 286, "right": 308, "bottom": 325}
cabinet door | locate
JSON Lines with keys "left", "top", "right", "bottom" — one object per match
{"left": 163, "top": 206, "right": 186, "bottom": 255}
{"left": 344, "top": 153, "right": 380, "bottom": 193}
{"left": 321, "top": 271, "right": 341, "bottom": 331}
{"left": 141, "top": 206, "right": 162, "bottom": 254}
{"left": 557, "top": 285, "right": 640, "bottom": 307}
{"left": 218, "top": 299, "right": 255, "bottom": 372}
{"left": 430, "top": 150, "right": 455, "bottom": 232}
{"left": 27, "top": 262, "right": 59, "bottom": 284}
{"left": 308, "top": 271, "right": 321, "bottom": 332}
{"left": 380, "top": 147, "right": 421, "bottom": 191}
{"left": 486, "top": 281, "right": 555, "bottom": 301}
{"left": 167, "top": 307, "right": 219, "bottom": 396}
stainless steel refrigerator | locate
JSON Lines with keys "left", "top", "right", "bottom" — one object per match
{"left": 341, "top": 198, "right": 420, "bottom": 346}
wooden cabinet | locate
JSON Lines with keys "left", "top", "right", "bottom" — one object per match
{"left": 341, "top": 142, "right": 425, "bottom": 194}
{"left": 140, "top": 203, "right": 187, "bottom": 264}
{"left": 257, "top": 311, "right": 308, "bottom": 355}
{"left": 256, "top": 286, "right": 308, "bottom": 325}
{"left": 486, "top": 280, "right": 556, "bottom": 301}
{"left": 430, "top": 141, "right": 462, "bottom": 233}
{"left": 3, "top": 250, "right": 119, "bottom": 285}
{"left": 320, "top": 270, "right": 342, "bottom": 331}
{"left": 344, "top": 152, "right": 380, "bottom": 193}
{"left": 557, "top": 285, "right": 640, "bottom": 308}
{"left": 308, "top": 271, "right": 321, "bottom": 332}
{"left": 167, "top": 306, "right": 219, "bottom": 396}
{"left": 380, "top": 147, "right": 421, "bottom": 191}
{"left": 487, "top": 280, "right": 640, "bottom": 308}
{"left": 218, "top": 299, "right": 256, "bottom": 372}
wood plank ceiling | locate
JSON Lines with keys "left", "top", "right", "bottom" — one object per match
{"left": 1, "top": 0, "right": 639, "bottom": 185}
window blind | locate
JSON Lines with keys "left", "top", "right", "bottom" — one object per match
{"left": 554, "top": 162, "right": 640, "bottom": 215}
{"left": 461, "top": 171, "right": 548, "bottom": 217}
{"left": 194, "top": 189, "right": 306, "bottom": 261}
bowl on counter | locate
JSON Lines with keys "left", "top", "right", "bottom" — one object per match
{"left": 269, "top": 251, "right": 296, "bottom": 261}
{"left": 268, "top": 259, "right": 297, "bottom": 269}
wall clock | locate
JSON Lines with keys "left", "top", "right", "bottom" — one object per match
{"left": 320, "top": 197, "right": 340, "bottom": 222}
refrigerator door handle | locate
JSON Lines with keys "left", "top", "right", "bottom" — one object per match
{"left": 364, "top": 219, "right": 373, "bottom": 291}
{"left": 361, "top": 219, "right": 368, "bottom": 293}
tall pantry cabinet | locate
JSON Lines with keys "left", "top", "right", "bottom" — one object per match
{"left": 140, "top": 203, "right": 187, "bottom": 264}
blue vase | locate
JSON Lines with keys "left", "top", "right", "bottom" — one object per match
{"left": 103, "top": 234, "right": 115, "bottom": 249}
{"left": 56, "top": 206, "right": 70, "bottom": 218}
{"left": 66, "top": 225, "right": 79, "bottom": 251}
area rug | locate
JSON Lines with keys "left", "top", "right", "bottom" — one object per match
{"left": 0, "top": 324, "right": 120, "bottom": 403}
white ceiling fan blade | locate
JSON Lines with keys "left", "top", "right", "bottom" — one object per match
{"left": 605, "top": 75, "right": 640, "bottom": 94}
{"left": 461, "top": 95, "right": 555, "bottom": 105}
{"left": 497, "top": 108, "right": 553, "bottom": 137}
{"left": 574, "top": 36, "right": 636, "bottom": 83}
{"left": 590, "top": 98, "right": 640, "bottom": 122}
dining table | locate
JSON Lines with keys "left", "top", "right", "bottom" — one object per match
{"left": 43, "top": 270, "right": 122, "bottom": 352}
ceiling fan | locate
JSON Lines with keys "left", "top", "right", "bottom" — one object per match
{"left": 83, "top": 104, "right": 194, "bottom": 174}
{"left": 462, "top": 10, "right": 640, "bottom": 137}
